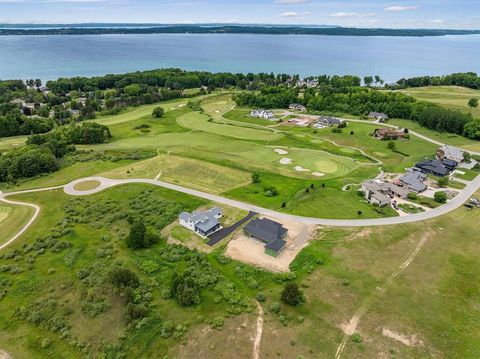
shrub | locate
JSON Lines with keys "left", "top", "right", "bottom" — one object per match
{"left": 152, "top": 106, "right": 165, "bottom": 118}
{"left": 437, "top": 176, "right": 449, "bottom": 187}
{"left": 407, "top": 192, "right": 418, "bottom": 200}
{"left": 109, "top": 268, "right": 139, "bottom": 288}
{"left": 281, "top": 282, "right": 303, "bottom": 306}
{"left": 251, "top": 172, "right": 260, "bottom": 183}
{"left": 387, "top": 140, "right": 396, "bottom": 150}
{"left": 255, "top": 293, "right": 266, "bottom": 302}
{"left": 270, "top": 302, "right": 281, "bottom": 313}
{"left": 351, "top": 333, "right": 362, "bottom": 343}
{"left": 264, "top": 186, "right": 279, "bottom": 197}
{"left": 434, "top": 191, "right": 448, "bottom": 203}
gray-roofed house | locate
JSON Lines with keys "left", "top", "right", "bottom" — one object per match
{"left": 399, "top": 170, "right": 427, "bottom": 193}
{"left": 179, "top": 207, "right": 223, "bottom": 237}
{"left": 314, "top": 116, "right": 344, "bottom": 128}
{"left": 368, "top": 112, "right": 389, "bottom": 122}
{"left": 289, "top": 103, "right": 306, "bottom": 112}
{"left": 437, "top": 145, "right": 464, "bottom": 163}
{"left": 244, "top": 218, "right": 288, "bottom": 257}
{"left": 361, "top": 179, "right": 410, "bottom": 207}
{"left": 415, "top": 159, "right": 451, "bottom": 177}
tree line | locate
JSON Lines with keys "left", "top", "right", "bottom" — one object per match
{"left": 390, "top": 72, "right": 480, "bottom": 90}
{"left": 0, "top": 122, "right": 111, "bottom": 182}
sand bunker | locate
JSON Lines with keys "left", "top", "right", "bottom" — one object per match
{"left": 295, "top": 166, "right": 310, "bottom": 172}
{"left": 274, "top": 148, "right": 288, "bottom": 155}
{"left": 312, "top": 172, "right": 325, "bottom": 177}
{"left": 280, "top": 158, "right": 292, "bottom": 165}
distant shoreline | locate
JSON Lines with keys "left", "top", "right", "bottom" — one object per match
{"left": 1, "top": 25, "right": 479, "bottom": 37}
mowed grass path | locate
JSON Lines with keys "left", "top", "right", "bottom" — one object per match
{"left": 0, "top": 202, "right": 35, "bottom": 246}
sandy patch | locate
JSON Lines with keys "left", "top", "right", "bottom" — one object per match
{"left": 0, "top": 350, "right": 12, "bottom": 359}
{"left": 339, "top": 316, "right": 360, "bottom": 336}
{"left": 226, "top": 217, "right": 314, "bottom": 272}
{"left": 274, "top": 148, "right": 288, "bottom": 155}
{"left": 382, "top": 328, "right": 423, "bottom": 347}
{"left": 295, "top": 166, "right": 310, "bottom": 172}
{"left": 312, "top": 172, "right": 325, "bottom": 177}
{"left": 279, "top": 158, "right": 292, "bottom": 165}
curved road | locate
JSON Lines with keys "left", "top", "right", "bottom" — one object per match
{"left": 61, "top": 175, "right": 480, "bottom": 227}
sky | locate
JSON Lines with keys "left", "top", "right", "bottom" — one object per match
{"left": 0, "top": 0, "right": 479, "bottom": 29}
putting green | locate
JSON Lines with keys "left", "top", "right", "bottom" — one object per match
{"left": 339, "top": 147, "right": 357, "bottom": 154}
{"left": 314, "top": 159, "right": 340, "bottom": 173}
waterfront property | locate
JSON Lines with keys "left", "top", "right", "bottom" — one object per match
{"left": 179, "top": 207, "right": 223, "bottom": 237}
{"left": 244, "top": 218, "right": 288, "bottom": 257}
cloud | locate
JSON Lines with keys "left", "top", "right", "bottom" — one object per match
{"left": 384, "top": 5, "right": 419, "bottom": 12}
{"left": 275, "top": 0, "right": 310, "bottom": 4}
{"left": 428, "top": 19, "right": 444, "bottom": 23}
{"left": 280, "top": 11, "right": 310, "bottom": 17}
{"left": 329, "top": 12, "right": 377, "bottom": 18}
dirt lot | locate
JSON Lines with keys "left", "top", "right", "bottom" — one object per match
{"left": 225, "top": 216, "right": 315, "bottom": 272}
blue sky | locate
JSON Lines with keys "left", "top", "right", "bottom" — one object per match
{"left": 0, "top": 0, "right": 479, "bottom": 29}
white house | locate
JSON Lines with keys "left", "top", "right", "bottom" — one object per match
{"left": 250, "top": 109, "right": 275, "bottom": 120}
{"left": 179, "top": 207, "right": 223, "bottom": 237}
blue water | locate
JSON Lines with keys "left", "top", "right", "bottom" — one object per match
{"left": 0, "top": 33, "right": 479, "bottom": 82}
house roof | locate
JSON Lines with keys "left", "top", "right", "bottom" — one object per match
{"left": 179, "top": 207, "right": 222, "bottom": 232}
{"left": 370, "top": 190, "right": 391, "bottom": 204}
{"left": 369, "top": 111, "right": 388, "bottom": 118}
{"left": 318, "top": 116, "right": 342, "bottom": 125}
{"left": 399, "top": 170, "right": 427, "bottom": 192}
{"left": 265, "top": 239, "right": 286, "bottom": 252}
{"left": 440, "top": 146, "right": 464, "bottom": 162}
{"left": 244, "top": 218, "right": 287, "bottom": 243}
{"left": 415, "top": 159, "right": 450, "bottom": 176}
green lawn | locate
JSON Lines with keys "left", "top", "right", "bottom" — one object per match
{"left": 0, "top": 202, "right": 35, "bottom": 246}
{"left": 395, "top": 86, "right": 480, "bottom": 119}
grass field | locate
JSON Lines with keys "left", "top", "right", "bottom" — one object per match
{"left": 395, "top": 86, "right": 480, "bottom": 119}
{"left": 72, "top": 180, "right": 101, "bottom": 191}
{"left": 0, "top": 202, "right": 34, "bottom": 246}
{"left": 1, "top": 185, "right": 478, "bottom": 358}
{"left": 100, "top": 153, "right": 252, "bottom": 194}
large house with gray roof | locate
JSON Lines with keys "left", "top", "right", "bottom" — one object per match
{"left": 398, "top": 170, "right": 427, "bottom": 193}
{"left": 361, "top": 179, "right": 410, "bottom": 207}
{"left": 179, "top": 207, "right": 223, "bottom": 237}
{"left": 244, "top": 218, "right": 288, "bottom": 257}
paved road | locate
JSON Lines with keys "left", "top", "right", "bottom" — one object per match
{"left": 62, "top": 175, "right": 480, "bottom": 227}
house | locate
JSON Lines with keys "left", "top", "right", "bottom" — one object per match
{"left": 374, "top": 128, "right": 407, "bottom": 140}
{"left": 415, "top": 159, "right": 451, "bottom": 177}
{"left": 437, "top": 146, "right": 464, "bottom": 163}
{"left": 314, "top": 116, "right": 344, "bottom": 128}
{"left": 361, "top": 179, "right": 410, "bottom": 206}
{"left": 398, "top": 170, "right": 428, "bottom": 193}
{"left": 244, "top": 218, "right": 288, "bottom": 257}
{"left": 306, "top": 79, "right": 319, "bottom": 88}
{"left": 179, "top": 207, "right": 223, "bottom": 237}
{"left": 368, "top": 112, "right": 389, "bottom": 122}
{"left": 250, "top": 109, "right": 275, "bottom": 120}
{"left": 289, "top": 103, "right": 306, "bottom": 112}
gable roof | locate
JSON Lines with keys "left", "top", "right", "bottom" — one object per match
{"left": 244, "top": 218, "right": 287, "bottom": 243}
{"left": 369, "top": 111, "right": 388, "bottom": 118}
{"left": 399, "top": 170, "right": 427, "bottom": 192}
{"left": 265, "top": 239, "right": 286, "bottom": 252}
{"left": 415, "top": 159, "right": 450, "bottom": 176}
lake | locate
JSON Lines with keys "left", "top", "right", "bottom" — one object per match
{"left": 1, "top": 33, "right": 479, "bottom": 82}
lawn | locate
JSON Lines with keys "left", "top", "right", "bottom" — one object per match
{"left": 0, "top": 202, "right": 34, "bottom": 246}
{"left": 100, "top": 153, "right": 252, "bottom": 194}
{"left": 395, "top": 86, "right": 480, "bottom": 119}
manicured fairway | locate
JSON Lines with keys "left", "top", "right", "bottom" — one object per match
{"left": 0, "top": 202, "right": 35, "bottom": 246}
{"left": 176, "top": 111, "right": 282, "bottom": 141}
{"left": 100, "top": 154, "right": 251, "bottom": 194}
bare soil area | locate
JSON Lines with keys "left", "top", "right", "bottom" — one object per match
{"left": 225, "top": 216, "right": 314, "bottom": 272}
